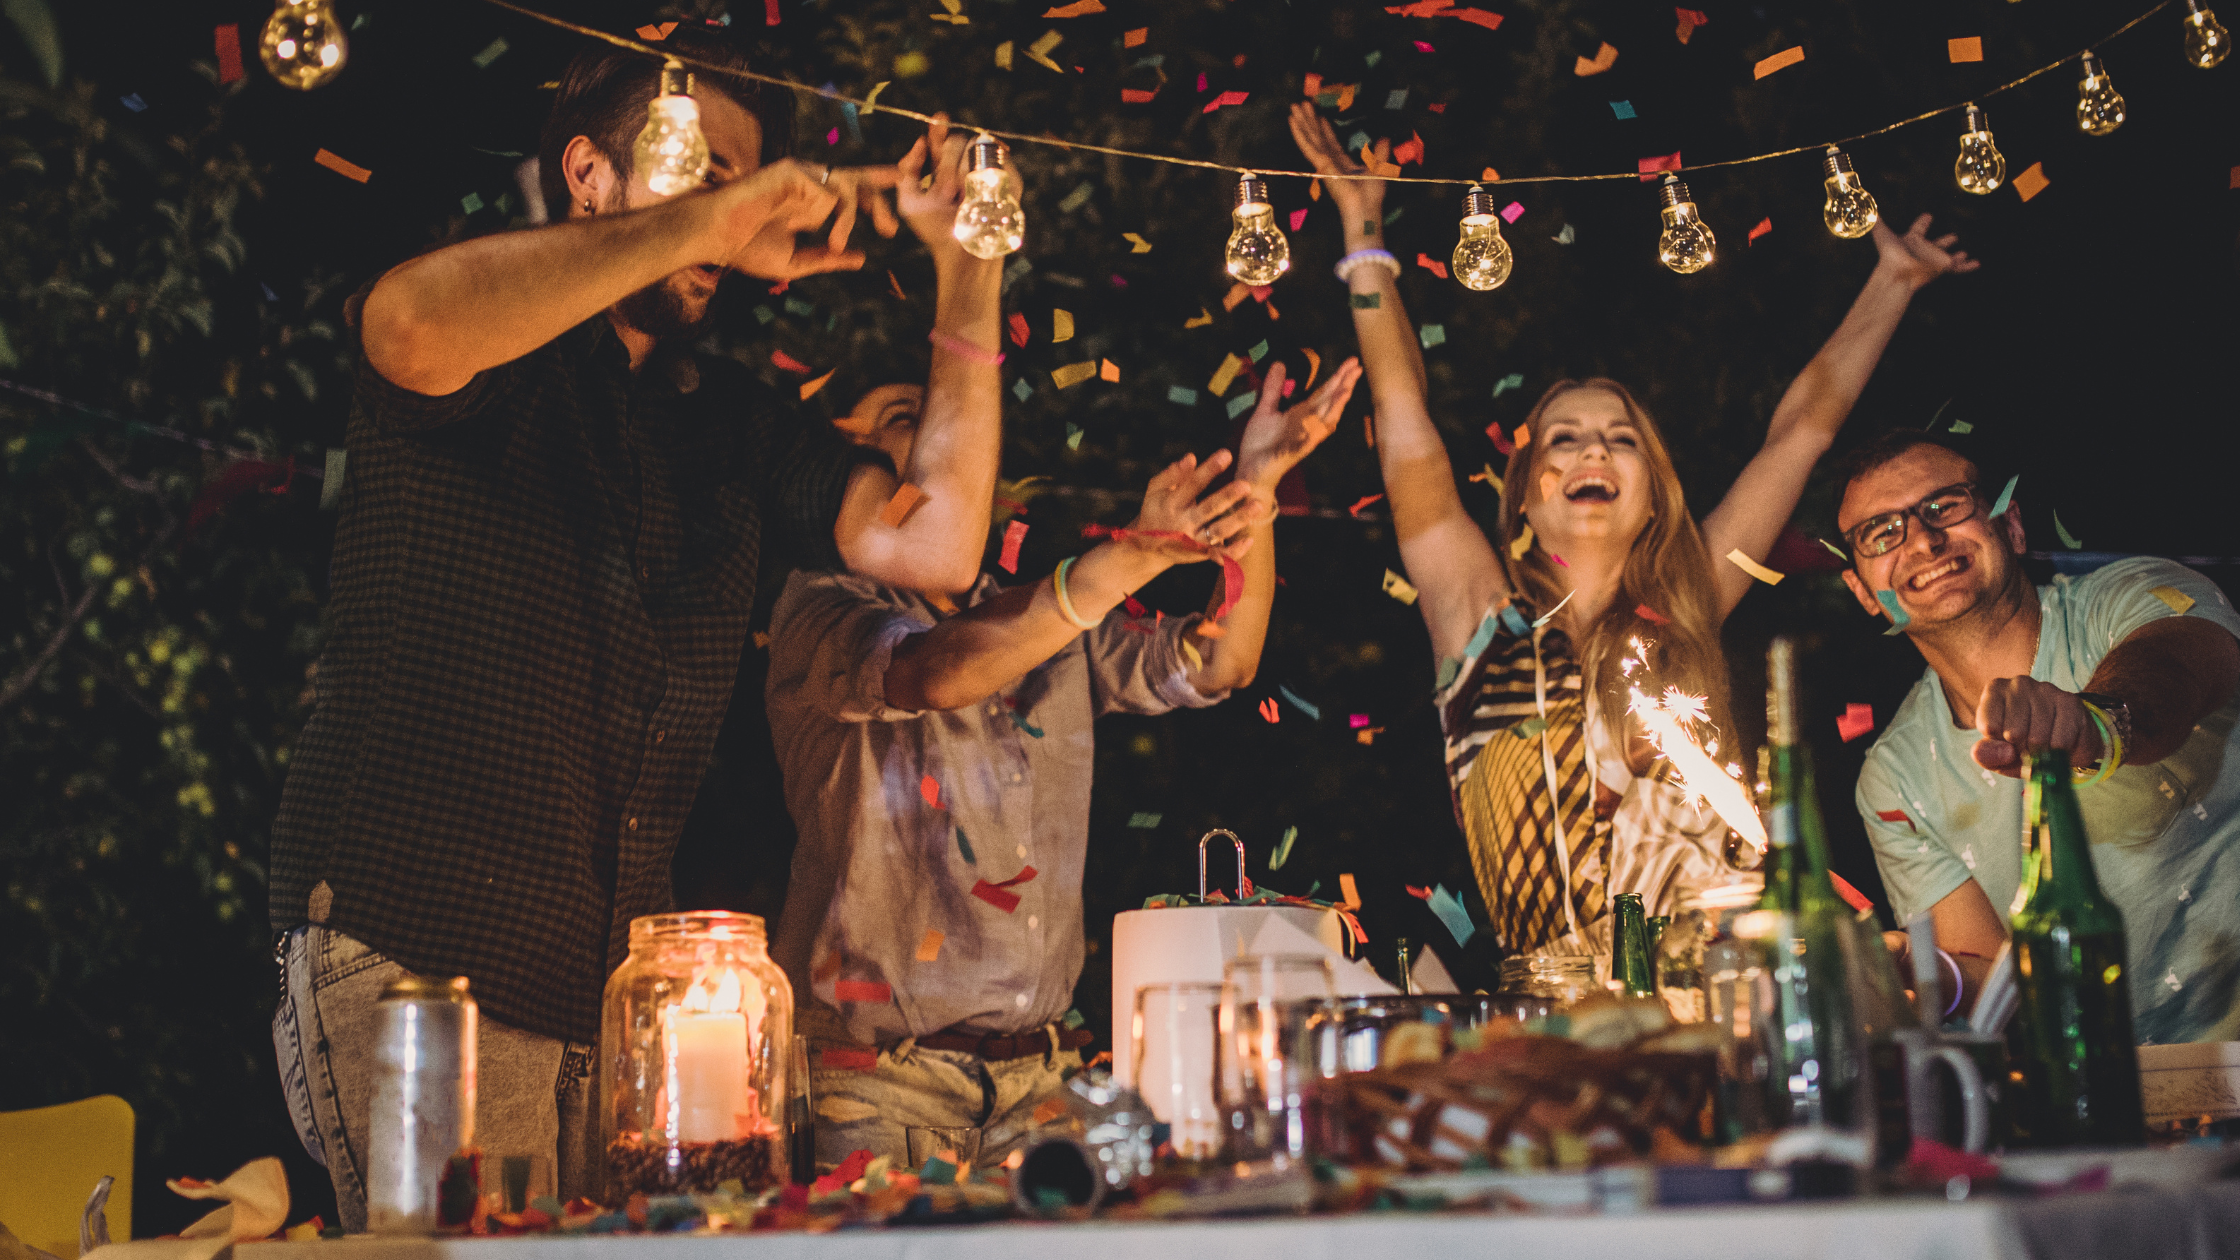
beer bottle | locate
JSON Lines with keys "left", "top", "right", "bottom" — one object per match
{"left": 2009, "top": 750, "right": 2145, "bottom": 1148}
{"left": 1614, "top": 894, "right": 1655, "bottom": 998}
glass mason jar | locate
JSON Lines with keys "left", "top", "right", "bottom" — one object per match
{"left": 601, "top": 912, "right": 793, "bottom": 1197}
{"left": 1494, "top": 955, "right": 1601, "bottom": 1019}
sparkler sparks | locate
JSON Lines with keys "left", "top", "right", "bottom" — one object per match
{"left": 1624, "top": 642, "right": 1769, "bottom": 852}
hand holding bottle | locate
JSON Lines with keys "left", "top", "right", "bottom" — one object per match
{"left": 1971, "top": 677, "right": 2104, "bottom": 776}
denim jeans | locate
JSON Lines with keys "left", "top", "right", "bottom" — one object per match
{"left": 805, "top": 1010, "right": 1078, "bottom": 1174}
{"left": 271, "top": 925, "right": 598, "bottom": 1230}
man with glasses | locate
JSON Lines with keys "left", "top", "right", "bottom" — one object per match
{"left": 1835, "top": 429, "right": 2240, "bottom": 1044}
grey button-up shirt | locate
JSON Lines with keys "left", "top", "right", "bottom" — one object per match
{"left": 765, "top": 568, "right": 1226, "bottom": 1045}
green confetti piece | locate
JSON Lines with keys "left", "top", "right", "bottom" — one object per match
{"left": 956, "top": 828, "right": 977, "bottom": 864}
{"left": 1383, "top": 206, "right": 1405, "bottom": 225}
{"left": 1226, "top": 390, "right": 1259, "bottom": 418}
{"left": 1418, "top": 324, "right": 1446, "bottom": 348}
{"left": 472, "top": 37, "right": 509, "bottom": 68}
{"left": 1510, "top": 716, "right": 1549, "bottom": 740}
{"left": 1819, "top": 537, "right": 1850, "bottom": 562}
{"left": 1003, "top": 256, "right": 1033, "bottom": 287}
{"left": 1315, "top": 91, "right": 1339, "bottom": 106}
{"left": 1553, "top": 223, "right": 1576, "bottom": 244}
{"left": 1061, "top": 1008, "right": 1086, "bottom": 1029}
{"left": 1278, "top": 685, "right": 1321, "bottom": 720}
{"left": 1066, "top": 423, "right": 1084, "bottom": 450}
{"left": 1384, "top": 88, "right": 1408, "bottom": 109}
{"left": 496, "top": 192, "right": 514, "bottom": 213}
{"left": 1167, "top": 385, "right": 1198, "bottom": 405}
{"left": 1013, "top": 378, "right": 1034, "bottom": 402}
{"left": 1427, "top": 884, "right": 1476, "bottom": 948}
{"left": 1877, "top": 588, "right": 1911, "bottom": 636}
{"left": 1988, "top": 474, "right": 2019, "bottom": 518}
{"left": 1609, "top": 100, "right": 1635, "bottom": 119}
{"left": 1248, "top": 340, "right": 1269, "bottom": 363}
{"left": 1949, "top": 420, "right": 1974, "bottom": 434}
{"left": 784, "top": 297, "right": 815, "bottom": 317}
{"left": 1365, "top": 50, "right": 1383, "bottom": 66}
{"left": 1128, "top": 811, "right": 1163, "bottom": 828}
{"left": 459, "top": 191, "right": 484, "bottom": 214}
{"left": 1271, "top": 825, "right": 1298, "bottom": 869}
{"left": 1435, "top": 657, "right": 1461, "bottom": 690}
{"left": 2054, "top": 511, "right": 2083, "bottom": 550}
{"left": 1491, "top": 372, "right": 1525, "bottom": 397}
{"left": 1350, "top": 292, "right": 1381, "bottom": 309}
{"left": 1348, "top": 132, "right": 1371, "bottom": 154}
{"left": 753, "top": 305, "right": 776, "bottom": 324}
{"left": 1059, "top": 181, "right": 1096, "bottom": 213}
{"left": 1361, "top": 218, "right": 1377, "bottom": 234}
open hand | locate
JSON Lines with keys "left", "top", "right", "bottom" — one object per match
{"left": 1972, "top": 676, "right": 2104, "bottom": 777}
{"left": 895, "top": 116, "right": 975, "bottom": 266}
{"left": 713, "top": 158, "right": 900, "bottom": 280}
{"left": 1236, "top": 358, "right": 1362, "bottom": 493}
{"left": 1120, "top": 449, "right": 1260, "bottom": 566}
{"left": 1873, "top": 213, "right": 1979, "bottom": 291}
{"left": 1287, "top": 102, "right": 1386, "bottom": 235}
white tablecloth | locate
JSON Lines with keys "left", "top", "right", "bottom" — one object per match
{"left": 233, "top": 1183, "right": 2240, "bottom": 1260}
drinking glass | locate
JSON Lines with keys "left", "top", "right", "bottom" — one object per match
{"left": 1131, "top": 982, "right": 1226, "bottom": 1160}
{"left": 1721, "top": 909, "right": 1878, "bottom": 1166}
{"left": 1220, "top": 954, "right": 1335, "bottom": 1165}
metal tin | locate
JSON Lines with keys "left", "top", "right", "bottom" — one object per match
{"left": 367, "top": 975, "right": 476, "bottom": 1235}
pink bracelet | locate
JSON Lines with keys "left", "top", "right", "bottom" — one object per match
{"left": 928, "top": 329, "right": 1004, "bottom": 366}
{"left": 1937, "top": 948, "right": 1964, "bottom": 1019}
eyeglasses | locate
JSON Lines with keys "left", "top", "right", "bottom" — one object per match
{"left": 1844, "top": 482, "right": 1980, "bottom": 559}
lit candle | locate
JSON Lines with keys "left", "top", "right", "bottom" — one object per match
{"left": 664, "top": 969, "right": 760, "bottom": 1143}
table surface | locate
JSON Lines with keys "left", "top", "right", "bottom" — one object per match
{"left": 232, "top": 1181, "right": 2240, "bottom": 1260}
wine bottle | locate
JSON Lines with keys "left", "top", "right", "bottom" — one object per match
{"left": 1614, "top": 894, "right": 1655, "bottom": 998}
{"left": 2009, "top": 750, "right": 2145, "bottom": 1148}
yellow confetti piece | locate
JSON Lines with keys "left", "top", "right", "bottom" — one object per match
{"left": 929, "top": 9, "right": 970, "bottom": 23}
{"left": 1052, "top": 309, "right": 1074, "bottom": 342}
{"left": 800, "top": 368, "right": 836, "bottom": 400}
{"left": 1184, "top": 307, "right": 1213, "bottom": 329}
{"left": 1339, "top": 873, "right": 1362, "bottom": 909}
{"left": 1382, "top": 569, "right": 1420, "bottom": 605}
{"left": 2012, "top": 161, "right": 2049, "bottom": 202}
{"left": 1310, "top": 180, "right": 1322, "bottom": 202}
{"left": 1123, "top": 232, "right": 1153, "bottom": 253}
{"left": 1574, "top": 41, "right": 1618, "bottom": 76}
{"left": 1947, "top": 36, "right": 1983, "bottom": 63}
{"left": 314, "top": 148, "right": 372, "bottom": 182}
{"left": 1043, "top": 0, "right": 1105, "bottom": 15}
{"left": 1753, "top": 45, "right": 1805, "bottom": 78}
{"left": 995, "top": 41, "right": 1014, "bottom": 69}
{"left": 285, "top": 1222, "right": 322, "bottom": 1243}
{"left": 1469, "top": 463, "right": 1504, "bottom": 492}
{"left": 1100, "top": 358, "right": 1120, "bottom": 382}
{"left": 1052, "top": 360, "right": 1099, "bottom": 389}
{"left": 927, "top": 590, "right": 959, "bottom": 615}
{"left": 1222, "top": 282, "right": 1253, "bottom": 312}
{"left": 863, "top": 81, "right": 890, "bottom": 114}
{"left": 1509, "top": 521, "right": 1535, "bottom": 560}
{"left": 2150, "top": 585, "right": 2197, "bottom": 614}
{"left": 916, "top": 929, "right": 945, "bottom": 961}
{"left": 1726, "top": 548, "right": 1785, "bottom": 585}
{"left": 1180, "top": 636, "right": 1204, "bottom": 671}
{"left": 1025, "top": 29, "right": 1065, "bottom": 72}
{"left": 1208, "top": 353, "right": 1244, "bottom": 395}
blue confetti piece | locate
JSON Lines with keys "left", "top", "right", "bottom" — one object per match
{"left": 1347, "top": 131, "right": 1371, "bottom": 153}
{"left": 460, "top": 191, "right": 484, "bottom": 215}
{"left": 260, "top": 283, "right": 278, "bottom": 302}
{"left": 1271, "top": 825, "right": 1298, "bottom": 869}
{"left": 1464, "top": 612, "right": 1500, "bottom": 660}
{"left": 1013, "top": 378, "right": 1035, "bottom": 402}
{"left": 956, "top": 828, "right": 977, "bottom": 865}
{"left": 1877, "top": 588, "right": 1911, "bottom": 636}
{"left": 1278, "top": 685, "right": 1321, "bottom": 720}
{"left": 1248, "top": 340, "right": 1270, "bottom": 363}
{"left": 1006, "top": 707, "right": 1044, "bottom": 738}
{"left": 1066, "top": 423, "right": 1084, "bottom": 450}
{"left": 1499, "top": 603, "right": 1530, "bottom": 636}
{"left": 1610, "top": 100, "right": 1636, "bottom": 119}
{"left": 1988, "top": 474, "right": 2019, "bottom": 518}
{"left": 1128, "top": 812, "right": 1163, "bottom": 828}
{"left": 840, "top": 100, "right": 862, "bottom": 144}
{"left": 120, "top": 94, "right": 147, "bottom": 112}
{"left": 1427, "top": 884, "right": 1476, "bottom": 948}
{"left": 1419, "top": 324, "right": 1446, "bottom": 349}
{"left": 1167, "top": 385, "right": 1199, "bottom": 405}
{"left": 1435, "top": 657, "right": 1461, "bottom": 690}
{"left": 1226, "top": 390, "right": 1259, "bottom": 419}
{"left": 1492, "top": 372, "right": 1525, "bottom": 398}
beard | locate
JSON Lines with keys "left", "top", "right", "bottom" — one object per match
{"left": 611, "top": 272, "right": 715, "bottom": 344}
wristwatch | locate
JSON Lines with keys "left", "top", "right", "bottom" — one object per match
{"left": 2075, "top": 691, "right": 2132, "bottom": 768}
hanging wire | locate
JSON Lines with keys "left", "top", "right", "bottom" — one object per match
{"left": 477, "top": 0, "right": 2173, "bottom": 184}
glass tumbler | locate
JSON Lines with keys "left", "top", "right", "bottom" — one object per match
{"left": 1131, "top": 982, "right": 1226, "bottom": 1160}
{"left": 1220, "top": 954, "right": 1336, "bottom": 1165}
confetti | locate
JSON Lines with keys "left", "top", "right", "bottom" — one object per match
{"left": 1819, "top": 537, "right": 1850, "bottom": 562}
{"left": 1128, "top": 812, "right": 1163, "bottom": 828}
{"left": 1185, "top": 307, "right": 1214, "bottom": 328}
{"left": 1100, "top": 359, "right": 1120, "bottom": 382}
{"left": 1383, "top": 569, "right": 1420, "bottom": 605}
{"left": 1481, "top": 166, "right": 1502, "bottom": 181}
{"left": 1675, "top": 8, "right": 1708, "bottom": 43}
{"left": 1179, "top": 637, "right": 1203, "bottom": 671}
{"left": 1259, "top": 697, "right": 1281, "bottom": 723}
{"left": 2150, "top": 585, "right": 2197, "bottom": 614}
{"left": 1007, "top": 312, "right": 1030, "bottom": 347}
{"left": 1052, "top": 361, "right": 1100, "bottom": 389}
{"left": 1059, "top": 182, "right": 1096, "bottom": 213}
{"left": 1014, "top": 379, "right": 1035, "bottom": 402}
{"left": 971, "top": 865, "right": 1039, "bottom": 912}
{"left": 1066, "top": 424, "right": 1084, "bottom": 450}
{"left": 864, "top": 81, "right": 890, "bottom": 114}
{"left": 770, "top": 349, "right": 813, "bottom": 374}
{"left": 1469, "top": 464, "right": 1502, "bottom": 490}
{"left": 820, "top": 1047, "right": 878, "bottom": 1071}
{"left": 1203, "top": 90, "right": 1252, "bottom": 113}
{"left": 1610, "top": 100, "right": 1637, "bottom": 119}
{"left": 1501, "top": 202, "right": 1525, "bottom": 224}
{"left": 1052, "top": 309, "right": 1075, "bottom": 342}
{"left": 1635, "top": 603, "right": 1671, "bottom": 625}
{"left": 1553, "top": 223, "right": 1576, "bottom": 244}
{"left": 800, "top": 369, "right": 836, "bottom": 400}
{"left": 1500, "top": 604, "right": 1531, "bottom": 635}
{"left": 1754, "top": 46, "right": 1805, "bottom": 78}
{"left": 1302, "top": 348, "right": 1322, "bottom": 389}
{"left": 1225, "top": 391, "right": 1259, "bottom": 419}
{"left": 1123, "top": 232, "right": 1154, "bottom": 253}
{"left": 1385, "top": 88, "right": 1409, "bottom": 110}
{"left": 1125, "top": 26, "right": 1148, "bottom": 46}
{"left": 1349, "top": 714, "right": 1371, "bottom": 730}
{"left": 1025, "top": 30, "right": 1065, "bottom": 72}
{"left": 766, "top": 0, "right": 782, "bottom": 25}
{"left": 1350, "top": 493, "right": 1385, "bottom": 518}
{"left": 1208, "top": 353, "right": 1245, "bottom": 395}
{"left": 2053, "top": 510, "right": 2082, "bottom": 549}
{"left": 314, "top": 149, "right": 372, "bottom": 183}
{"left": 1288, "top": 208, "right": 1310, "bottom": 232}
{"left": 1749, "top": 217, "right": 1774, "bottom": 244}
{"left": 1416, "top": 253, "right": 1450, "bottom": 279}
{"left": 916, "top": 930, "right": 945, "bottom": 962}
{"left": 1486, "top": 422, "right": 1515, "bottom": 454}
{"left": 120, "top": 93, "right": 147, "bottom": 111}
{"left": 996, "top": 41, "right": 1014, "bottom": 69}
{"left": 835, "top": 979, "right": 892, "bottom": 1003}
{"left": 1492, "top": 373, "right": 1526, "bottom": 399}
{"left": 1271, "top": 825, "right": 1298, "bottom": 869}
{"left": 1279, "top": 685, "right": 1322, "bottom": 720}
{"left": 460, "top": 191, "right": 485, "bottom": 215}
{"left": 956, "top": 828, "right": 977, "bottom": 864}
{"left": 1833, "top": 702, "right": 1878, "bottom": 743}
{"left": 1167, "top": 385, "right": 1199, "bottom": 406}
{"left": 1829, "top": 873, "right": 1874, "bottom": 914}
{"left": 1043, "top": 0, "right": 1105, "bottom": 14}
{"left": 2013, "top": 161, "right": 2049, "bottom": 202}
{"left": 472, "top": 37, "right": 510, "bottom": 68}
{"left": 1000, "top": 519, "right": 1028, "bottom": 573}
{"left": 1575, "top": 41, "right": 1619, "bottom": 76}
{"left": 1988, "top": 474, "right": 2019, "bottom": 517}
{"left": 215, "top": 24, "right": 244, "bottom": 83}
{"left": 1726, "top": 549, "right": 1784, "bottom": 585}
{"left": 1350, "top": 292, "right": 1382, "bottom": 309}
{"left": 1427, "top": 885, "right": 1476, "bottom": 947}
{"left": 1223, "top": 283, "right": 1253, "bottom": 311}
{"left": 1876, "top": 588, "right": 1911, "bottom": 635}
{"left": 1638, "top": 151, "right": 1683, "bottom": 182}
{"left": 921, "top": 777, "right": 946, "bottom": 812}
{"left": 1248, "top": 339, "right": 1270, "bottom": 363}
{"left": 1515, "top": 424, "right": 1530, "bottom": 446}
{"left": 1876, "top": 808, "right": 1916, "bottom": 832}
{"left": 1419, "top": 324, "right": 1447, "bottom": 348}
{"left": 1032, "top": 1098, "right": 1069, "bottom": 1126}
{"left": 1948, "top": 37, "right": 1983, "bottom": 63}
{"left": 1339, "top": 873, "right": 1362, "bottom": 909}
{"left": 635, "top": 21, "right": 679, "bottom": 38}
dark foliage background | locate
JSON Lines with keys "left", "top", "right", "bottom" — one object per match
{"left": 4, "top": 0, "right": 2235, "bottom": 1238}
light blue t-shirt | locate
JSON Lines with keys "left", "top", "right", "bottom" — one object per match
{"left": 1857, "top": 557, "right": 2240, "bottom": 1045}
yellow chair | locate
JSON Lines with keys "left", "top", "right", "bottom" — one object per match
{"left": 0, "top": 1096, "right": 134, "bottom": 1258}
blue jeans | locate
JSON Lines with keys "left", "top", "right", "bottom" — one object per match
{"left": 805, "top": 1010, "right": 1078, "bottom": 1174}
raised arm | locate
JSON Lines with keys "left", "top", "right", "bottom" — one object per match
{"left": 1289, "top": 104, "right": 1506, "bottom": 664}
{"left": 1701, "top": 214, "right": 1977, "bottom": 617}
{"left": 883, "top": 452, "right": 1260, "bottom": 712}
{"left": 835, "top": 122, "right": 1005, "bottom": 594}
{"left": 361, "top": 156, "right": 898, "bottom": 396}
{"left": 1972, "top": 615, "right": 2240, "bottom": 777}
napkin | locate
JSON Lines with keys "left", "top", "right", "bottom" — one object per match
{"left": 83, "top": 1158, "right": 288, "bottom": 1260}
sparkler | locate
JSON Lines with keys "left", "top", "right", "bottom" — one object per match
{"left": 1623, "top": 638, "right": 1769, "bottom": 852}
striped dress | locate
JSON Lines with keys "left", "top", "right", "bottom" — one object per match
{"left": 1436, "top": 600, "right": 1730, "bottom": 956}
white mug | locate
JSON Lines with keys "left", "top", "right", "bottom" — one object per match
{"left": 1893, "top": 1028, "right": 1990, "bottom": 1153}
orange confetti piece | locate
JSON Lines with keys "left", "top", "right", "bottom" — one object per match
{"left": 2012, "top": 161, "right": 2049, "bottom": 201}
{"left": 1121, "top": 88, "right": 1157, "bottom": 103}
{"left": 1947, "top": 36, "right": 1983, "bottom": 63}
{"left": 1339, "top": 873, "right": 1362, "bottom": 909}
{"left": 1415, "top": 252, "right": 1449, "bottom": 280}
{"left": 634, "top": 21, "right": 678, "bottom": 39}
{"left": 1514, "top": 424, "right": 1530, "bottom": 447}
{"left": 1310, "top": 180, "right": 1322, "bottom": 201}
{"left": 1753, "top": 45, "right": 1805, "bottom": 78}
{"left": 889, "top": 270, "right": 908, "bottom": 299}
{"left": 1449, "top": 8, "right": 1502, "bottom": 30}
{"left": 1350, "top": 494, "right": 1385, "bottom": 518}
{"left": 1099, "top": 359, "right": 1120, "bottom": 382}
{"left": 1301, "top": 348, "right": 1321, "bottom": 390}
{"left": 1574, "top": 41, "right": 1618, "bottom": 76}
{"left": 1726, "top": 548, "right": 1785, "bottom": 585}
{"left": 1391, "top": 131, "right": 1426, "bottom": 167}
{"left": 1222, "top": 283, "right": 1252, "bottom": 312}
{"left": 1124, "top": 26, "right": 1148, "bottom": 46}
{"left": 1043, "top": 0, "right": 1105, "bottom": 15}
{"left": 1364, "top": 412, "right": 1376, "bottom": 447}
{"left": 313, "top": 149, "right": 372, "bottom": 183}
{"left": 1259, "top": 697, "right": 1281, "bottom": 723}
{"left": 1635, "top": 603, "right": 1671, "bottom": 625}
{"left": 770, "top": 348, "right": 814, "bottom": 374}
{"left": 881, "top": 482, "right": 928, "bottom": 528}
{"left": 1675, "top": 8, "right": 1707, "bottom": 43}
{"left": 1481, "top": 166, "right": 1501, "bottom": 182}
{"left": 1033, "top": 1097, "right": 1070, "bottom": 1125}
{"left": 215, "top": 24, "right": 244, "bottom": 83}
{"left": 800, "top": 369, "right": 836, "bottom": 400}
{"left": 916, "top": 929, "right": 945, "bottom": 961}
{"left": 920, "top": 774, "right": 943, "bottom": 808}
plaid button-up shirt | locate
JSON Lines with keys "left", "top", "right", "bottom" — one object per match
{"left": 271, "top": 316, "right": 871, "bottom": 1043}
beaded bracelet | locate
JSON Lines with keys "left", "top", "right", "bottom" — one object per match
{"left": 1050, "top": 556, "right": 1100, "bottom": 631}
{"left": 928, "top": 328, "right": 1005, "bottom": 366}
{"left": 2074, "top": 699, "right": 2125, "bottom": 787}
{"left": 1936, "top": 948, "right": 1965, "bottom": 1019}
{"left": 1332, "top": 248, "right": 1401, "bottom": 284}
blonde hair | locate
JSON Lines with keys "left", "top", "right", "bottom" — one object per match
{"left": 1498, "top": 379, "right": 1733, "bottom": 750}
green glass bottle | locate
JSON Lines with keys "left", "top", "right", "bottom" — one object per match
{"left": 1614, "top": 894, "right": 1655, "bottom": 998}
{"left": 2009, "top": 750, "right": 2145, "bottom": 1148}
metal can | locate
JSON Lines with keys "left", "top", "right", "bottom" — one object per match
{"left": 367, "top": 975, "right": 476, "bottom": 1234}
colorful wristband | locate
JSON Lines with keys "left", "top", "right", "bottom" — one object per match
{"left": 1332, "top": 248, "right": 1401, "bottom": 284}
{"left": 2074, "top": 699, "right": 2124, "bottom": 787}
{"left": 1050, "top": 556, "right": 1100, "bottom": 631}
{"left": 928, "top": 328, "right": 1004, "bottom": 366}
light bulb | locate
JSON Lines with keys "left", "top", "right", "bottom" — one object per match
{"left": 1223, "top": 174, "right": 1291, "bottom": 286}
{"left": 1655, "top": 174, "right": 1715, "bottom": 274}
{"left": 1819, "top": 146, "right": 1879, "bottom": 239}
{"left": 1953, "top": 104, "right": 2006, "bottom": 195}
{"left": 2186, "top": 0, "right": 2231, "bottom": 67}
{"left": 633, "top": 60, "right": 711, "bottom": 197}
{"left": 1451, "top": 185, "right": 1513, "bottom": 291}
{"left": 2075, "top": 52, "right": 2126, "bottom": 136}
{"left": 951, "top": 134, "right": 1026, "bottom": 260}
{"left": 259, "top": 0, "right": 347, "bottom": 90}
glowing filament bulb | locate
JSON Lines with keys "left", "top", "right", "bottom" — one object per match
{"left": 1451, "top": 184, "right": 1513, "bottom": 291}
{"left": 1224, "top": 174, "right": 1291, "bottom": 286}
{"left": 1655, "top": 173, "right": 1715, "bottom": 274}
{"left": 259, "top": 0, "right": 347, "bottom": 90}
{"left": 952, "top": 134, "right": 1026, "bottom": 260}
{"left": 2075, "top": 52, "right": 2126, "bottom": 136}
{"left": 1820, "top": 147, "right": 1878, "bottom": 240}
{"left": 2185, "top": 0, "right": 2231, "bottom": 67}
{"left": 634, "top": 60, "right": 710, "bottom": 197}
{"left": 1954, "top": 104, "right": 2005, "bottom": 195}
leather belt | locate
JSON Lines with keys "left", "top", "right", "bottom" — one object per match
{"left": 914, "top": 1024, "right": 1094, "bottom": 1061}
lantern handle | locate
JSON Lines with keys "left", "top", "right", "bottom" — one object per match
{"left": 1198, "top": 829, "right": 1245, "bottom": 901}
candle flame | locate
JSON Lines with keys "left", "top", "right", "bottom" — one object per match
{"left": 1624, "top": 642, "right": 1768, "bottom": 852}
{"left": 682, "top": 967, "right": 747, "bottom": 1015}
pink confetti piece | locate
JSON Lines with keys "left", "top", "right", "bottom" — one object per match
{"left": 1195, "top": 71, "right": 1208, "bottom": 92}
{"left": 1350, "top": 713, "right": 1371, "bottom": 729}
{"left": 1550, "top": 553, "right": 1569, "bottom": 568}
{"left": 1413, "top": 40, "right": 1435, "bottom": 52}
{"left": 1500, "top": 201, "right": 1524, "bottom": 223}
{"left": 1289, "top": 207, "right": 1309, "bottom": 231}
{"left": 1638, "top": 150, "right": 1682, "bottom": 182}
{"left": 1837, "top": 703, "right": 1876, "bottom": 743}
{"left": 999, "top": 519, "right": 1028, "bottom": 573}
{"left": 766, "top": 0, "right": 781, "bottom": 25}
{"left": 826, "top": 127, "right": 840, "bottom": 145}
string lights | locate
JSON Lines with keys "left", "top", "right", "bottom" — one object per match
{"left": 2074, "top": 52, "right": 2126, "bottom": 135}
{"left": 1655, "top": 174, "right": 1716, "bottom": 274}
{"left": 258, "top": 0, "right": 347, "bottom": 90}
{"left": 2184, "top": 0, "right": 2231, "bottom": 66}
{"left": 953, "top": 134, "right": 1027, "bottom": 260}
{"left": 633, "top": 59, "right": 711, "bottom": 196}
{"left": 1450, "top": 185, "right": 1513, "bottom": 291}
{"left": 1953, "top": 104, "right": 2007, "bottom": 195}
{"left": 1819, "top": 147, "right": 1878, "bottom": 240}
{"left": 1223, "top": 174, "right": 1291, "bottom": 285}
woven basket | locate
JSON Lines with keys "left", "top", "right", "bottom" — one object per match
{"left": 1318, "top": 1032, "right": 1717, "bottom": 1171}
